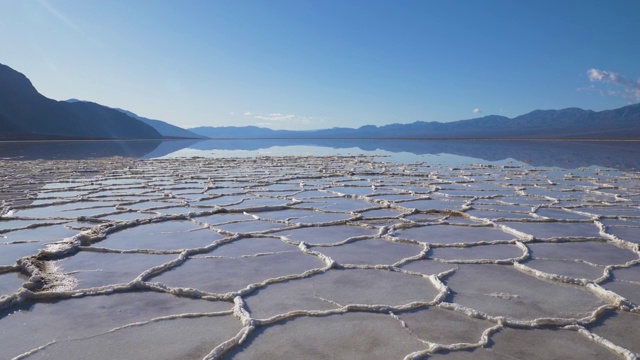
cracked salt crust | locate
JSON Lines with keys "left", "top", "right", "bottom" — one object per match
{"left": 0, "top": 155, "right": 639, "bottom": 359}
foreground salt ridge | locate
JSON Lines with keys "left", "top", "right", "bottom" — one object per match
{"left": 0, "top": 156, "right": 638, "bottom": 359}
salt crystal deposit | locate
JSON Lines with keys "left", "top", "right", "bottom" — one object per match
{"left": 1, "top": 156, "right": 638, "bottom": 359}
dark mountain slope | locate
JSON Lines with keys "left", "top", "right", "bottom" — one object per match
{"left": 0, "top": 64, "right": 162, "bottom": 140}
{"left": 63, "top": 100, "right": 206, "bottom": 139}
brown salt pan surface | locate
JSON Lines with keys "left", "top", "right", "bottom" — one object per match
{"left": 312, "top": 237, "right": 422, "bottom": 266}
{"left": 425, "top": 328, "right": 620, "bottom": 359}
{"left": 200, "top": 237, "right": 298, "bottom": 257}
{"left": 0, "top": 225, "right": 78, "bottom": 264}
{"left": 151, "top": 251, "right": 326, "bottom": 295}
{"left": 54, "top": 251, "right": 179, "bottom": 289}
{"left": 246, "top": 209, "right": 353, "bottom": 224}
{"left": 521, "top": 258, "right": 607, "bottom": 281}
{"left": 226, "top": 312, "right": 427, "bottom": 360}
{"left": 501, "top": 221, "right": 604, "bottom": 239}
{"left": 0, "top": 272, "right": 25, "bottom": 297}
{"left": 601, "top": 265, "right": 640, "bottom": 305}
{"left": 444, "top": 264, "right": 607, "bottom": 320}
{"left": 27, "top": 315, "right": 240, "bottom": 360}
{"left": 0, "top": 156, "right": 638, "bottom": 359}
{"left": 429, "top": 244, "right": 524, "bottom": 261}
{"left": 588, "top": 310, "right": 640, "bottom": 354}
{"left": 527, "top": 241, "right": 637, "bottom": 265}
{"left": 101, "top": 220, "right": 221, "bottom": 250}
{"left": 393, "top": 225, "right": 515, "bottom": 244}
{"left": 0, "top": 292, "right": 232, "bottom": 359}
{"left": 244, "top": 268, "right": 439, "bottom": 319}
{"left": 399, "top": 306, "right": 495, "bottom": 344}
{"left": 274, "top": 224, "right": 378, "bottom": 245}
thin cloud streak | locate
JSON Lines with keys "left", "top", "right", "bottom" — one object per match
{"left": 38, "top": 0, "right": 82, "bottom": 33}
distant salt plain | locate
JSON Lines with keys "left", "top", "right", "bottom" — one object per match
{"left": 0, "top": 152, "right": 639, "bottom": 359}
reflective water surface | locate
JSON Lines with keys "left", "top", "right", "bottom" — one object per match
{"left": 1, "top": 139, "right": 639, "bottom": 170}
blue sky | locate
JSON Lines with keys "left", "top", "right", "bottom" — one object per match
{"left": 1, "top": 0, "right": 639, "bottom": 130}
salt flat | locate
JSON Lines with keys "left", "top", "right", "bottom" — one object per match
{"left": 0, "top": 156, "right": 639, "bottom": 359}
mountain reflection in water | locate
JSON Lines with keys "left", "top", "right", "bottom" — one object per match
{"left": 1, "top": 139, "right": 638, "bottom": 171}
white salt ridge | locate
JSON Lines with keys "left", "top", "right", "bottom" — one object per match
{"left": 0, "top": 156, "right": 639, "bottom": 359}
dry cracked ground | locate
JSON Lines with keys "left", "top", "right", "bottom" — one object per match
{"left": 0, "top": 156, "right": 639, "bottom": 359}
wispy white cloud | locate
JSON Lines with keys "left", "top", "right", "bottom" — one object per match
{"left": 253, "top": 113, "right": 312, "bottom": 124}
{"left": 472, "top": 108, "right": 482, "bottom": 114}
{"left": 587, "top": 68, "right": 640, "bottom": 102}
{"left": 243, "top": 112, "right": 252, "bottom": 116}
{"left": 254, "top": 113, "right": 295, "bottom": 122}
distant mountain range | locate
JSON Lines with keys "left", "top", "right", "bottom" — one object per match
{"left": 1, "top": 62, "right": 639, "bottom": 141}
{"left": 113, "top": 108, "right": 206, "bottom": 139}
{"left": 190, "top": 105, "right": 640, "bottom": 139}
